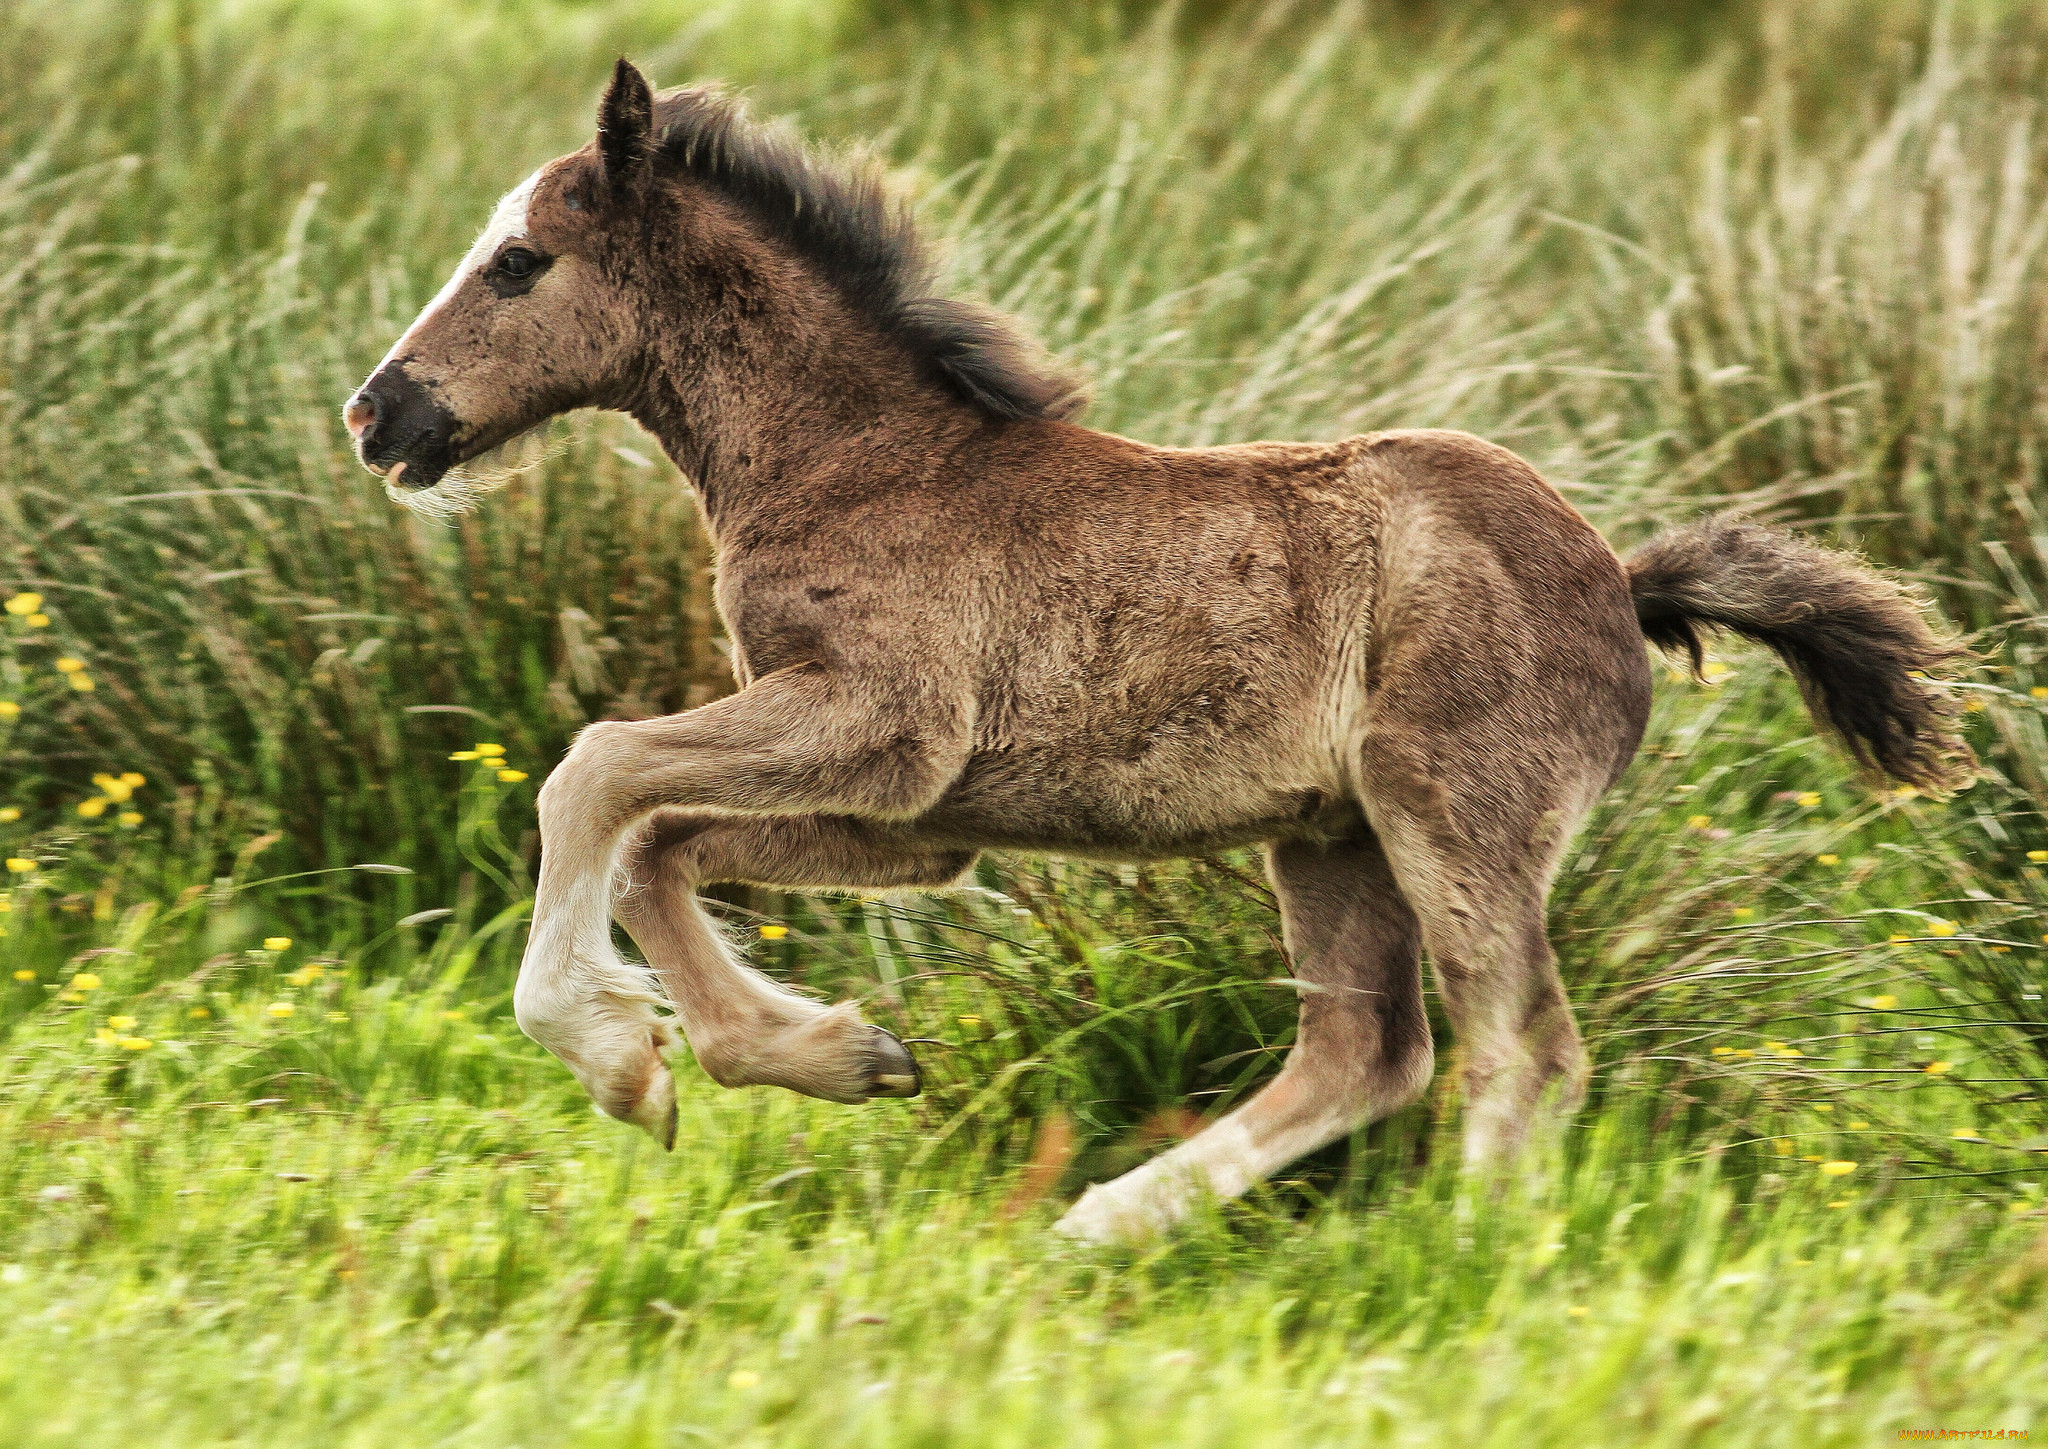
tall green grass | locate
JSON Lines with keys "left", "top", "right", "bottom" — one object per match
{"left": 2, "top": 1, "right": 2047, "bottom": 880}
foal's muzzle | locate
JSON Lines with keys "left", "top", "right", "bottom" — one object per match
{"left": 345, "top": 362, "right": 459, "bottom": 491}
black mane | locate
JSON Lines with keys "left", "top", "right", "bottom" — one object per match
{"left": 650, "top": 87, "right": 1084, "bottom": 423}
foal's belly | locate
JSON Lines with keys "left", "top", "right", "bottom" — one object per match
{"left": 914, "top": 733, "right": 1356, "bottom": 859}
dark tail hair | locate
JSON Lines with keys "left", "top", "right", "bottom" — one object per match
{"left": 1625, "top": 518, "right": 1975, "bottom": 793}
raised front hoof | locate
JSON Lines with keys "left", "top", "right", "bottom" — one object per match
{"left": 865, "top": 1026, "right": 922, "bottom": 1100}
{"left": 604, "top": 1061, "right": 679, "bottom": 1150}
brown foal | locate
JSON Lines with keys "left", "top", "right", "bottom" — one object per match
{"left": 345, "top": 63, "right": 1970, "bottom": 1241}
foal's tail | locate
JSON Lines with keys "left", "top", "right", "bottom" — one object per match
{"left": 1625, "top": 517, "right": 1975, "bottom": 793}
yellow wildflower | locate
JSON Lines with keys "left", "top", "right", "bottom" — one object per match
{"left": 1894, "top": 785, "right": 1918, "bottom": 800}
{"left": 263, "top": 937, "right": 292, "bottom": 952}
{"left": 1849, "top": 1121, "right": 1869, "bottom": 1131}
{"left": 26, "top": 614, "right": 48, "bottom": 628}
{"left": 1772, "top": 1138, "right": 1793, "bottom": 1156}
{"left": 284, "top": 969, "right": 314, "bottom": 987}
{"left": 758, "top": 924, "right": 788, "bottom": 940}
{"left": 1702, "top": 661, "right": 1732, "bottom": 680}
{"left": 118, "top": 773, "right": 144, "bottom": 788}
{"left": 1827, "top": 1199, "right": 1851, "bottom": 1209}
{"left": 67, "top": 674, "right": 94, "bottom": 692}
{"left": 1566, "top": 1306, "right": 1590, "bottom": 1318}
{"left": 10, "top": 970, "right": 31, "bottom": 982}
{"left": 1888, "top": 933, "right": 1910, "bottom": 943}
{"left": 107, "top": 1015, "right": 136, "bottom": 1030}
{"left": 1820, "top": 1161, "right": 1857, "bottom": 1176}
{"left": 70, "top": 973, "right": 100, "bottom": 991}
{"left": 93, "top": 775, "right": 133, "bottom": 802}
{"left": 4, "top": 592, "right": 42, "bottom": 616}
{"left": 119, "top": 1037, "right": 151, "bottom": 1052}
{"left": 1925, "top": 1061, "right": 1952, "bottom": 1075}
{"left": 1796, "top": 792, "right": 1822, "bottom": 807}
{"left": 2028, "top": 850, "right": 2048, "bottom": 863}
{"left": 440, "top": 1008, "right": 465, "bottom": 1021}
{"left": 5, "top": 858, "right": 34, "bottom": 873}
{"left": 1813, "top": 1103, "right": 1834, "bottom": 1113}
{"left": 727, "top": 1370, "right": 760, "bottom": 1390}
{"left": 94, "top": 1027, "right": 116, "bottom": 1045}
{"left": 1712, "top": 1045, "right": 1734, "bottom": 1056}
{"left": 1816, "top": 853, "right": 1839, "bottom": 866}
{"left": 1733, "top": 1048, "right": 1755, "bottom": 1057}
{"left": 1965, "top": 698, "right": 1986, "bottom": 713}
{"left": 117, "top": 812, "right": 141, "bottom": 828}
{"left": 1869, "top": 995, "right": 1898, "bottom": 1010}
{"left": 266, "top": 1002, "right": 295, "bottom": 1019}
{"left": 1926, "top": 918, "right": 1958, "bottom": 937}
{"left": 189, "top": 1007, "right": 210, "bottom": 1019}
{"left": 2033, "top": 687, "right": 2048, "bottom": 700}
{"left": 449, "top": 751, "right": 478, "bottom": 761}
{"left": 0, "top": 704, "right": 15, "bottom": 720}
{"left": 0, "top": 807, "right": 18, "bottom": 822}
{"left": 1686, "top": 814, "right": 1713, "bottom": 829}
{"left": 54, "top": 658, "right": 83, "bottom": 674}
{"left": 1953, "top": 1128, "right": 1984, "bottom": 1141}
{"left": 1732, "top": 906, "right": 1755, "bottom": 919}
{"left": 474, "top": 743, "right": 506, "bottom": 757}
{"left": 76, "top": 799, "right": 107, "bottom": 819}
{"left": 496, "top": 769, "right": 527, "bottom": 783}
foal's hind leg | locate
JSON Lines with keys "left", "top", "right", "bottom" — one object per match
{"left": 1054, "top": 830, "right": 1432, "bottom": 1243}
{"left": 1360, "top": 753, "right": 1594, "bottom": 1171}
{"left": 616, "top": 813, "right": 976, "bottom": 1104}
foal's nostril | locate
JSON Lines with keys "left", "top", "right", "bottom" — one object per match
{"left": 343, "top": 391, "right": 381, "bottom": 443}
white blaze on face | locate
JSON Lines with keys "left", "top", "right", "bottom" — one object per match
{"left": 376, "top": 166, "right": 544, "bottom": 372}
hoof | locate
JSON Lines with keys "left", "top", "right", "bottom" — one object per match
{"left": 619, "top": 1063, "right": 679, "bottom": 1149}
{"left": 867, "top": 1026, "right": 921, "bottom": 1099}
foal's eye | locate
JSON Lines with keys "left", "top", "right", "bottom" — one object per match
{"left": 497, "top": 248, "right": 542, "bottom": 280}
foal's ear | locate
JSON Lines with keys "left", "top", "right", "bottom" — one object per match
{"left": 598, "top": 58, "right": 655, "bottom": 200}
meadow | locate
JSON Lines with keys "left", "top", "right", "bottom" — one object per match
{"left": 2, "top": 0, "right": 2047, "bottom": 1442}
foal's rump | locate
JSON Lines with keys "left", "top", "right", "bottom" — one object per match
{"left": 1344, "top": 428, "right": 1972, "bottom": 809}
{"left": 1346, "top": 429, "right": 1655, "bottom": 814}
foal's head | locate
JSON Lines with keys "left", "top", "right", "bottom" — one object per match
{"left": 346, "top": 60, "right": 1080, "bottom": 514}
{"left": 343, "top": 62, "right": 671, "bottom": 508}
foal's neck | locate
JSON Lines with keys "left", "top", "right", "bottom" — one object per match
{"left": 625, "top": 277, "right": 982, "bottom": 540}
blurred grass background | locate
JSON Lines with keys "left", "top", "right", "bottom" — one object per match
{"left": 1, "top": 1, "right": 2046, "bottom": 1442}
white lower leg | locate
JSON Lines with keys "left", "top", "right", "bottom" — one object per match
{"left": 1053, "top": 1077, "right": 1372, "bottom": 1244}
{"left": 514, "top": 838, "right": 679, "bottom": 1144}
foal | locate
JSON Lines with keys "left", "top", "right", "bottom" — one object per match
{"left": 346, "top": 63, "right": 1970, "bottom": 1242}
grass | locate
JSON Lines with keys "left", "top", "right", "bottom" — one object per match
{"left": 1, "top": 0, "right": 2047, "bottom": 1442}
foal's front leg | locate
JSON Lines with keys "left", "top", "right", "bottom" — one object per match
{"left": 615, "top": 812, "right": 977, "bottom": 1103}
{"left": 513, "top": 665, "right": 968, "bottom": 1144}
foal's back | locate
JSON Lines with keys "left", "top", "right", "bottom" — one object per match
{"left": 915, "top": 423, "right": 1648, "bottom": 856}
